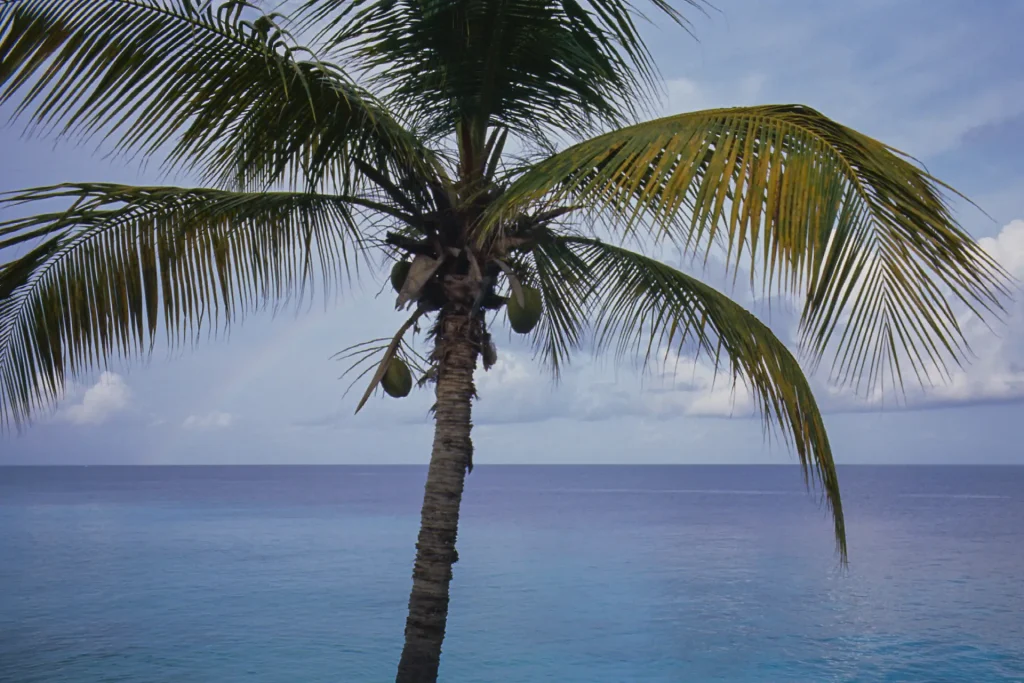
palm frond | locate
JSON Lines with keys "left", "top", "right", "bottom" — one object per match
{"left": 0, "top": 182, "right": 370, "bottom": 430}
{"left": 487, "top": 105, "right": 1011, "bottom": 395}
{"left": 334, "top": 319, "right": 429, "bottom": 407}
{"left": 298, "top": 0, "right": 701, "bottom": 147}
{"left": 0, "top": 0, "right": 425, "bottom": 191}
{"left": 519, "top": 229, "right": 591, "bottom": 375}
{"left": 532, "top": 233, "right": 846, "bottom": 557}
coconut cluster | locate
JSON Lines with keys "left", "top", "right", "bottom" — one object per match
{"left": 381, "top": 260, "right": 542, "bottom": 399}
{"left": 390, "top": 260, "right": 542, "bottom": 334}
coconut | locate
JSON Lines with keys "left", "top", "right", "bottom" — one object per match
{"left": 381, "top": 357, "right": 412, "bottom": 398}
{"left": 482, "top": 340, "right": 498, "bottom": 369}
{"left": 390, "top": 261, "right": 411, "bottom": 293}
{"left": 506, "top": 286, "right": 542, "bottom": 334}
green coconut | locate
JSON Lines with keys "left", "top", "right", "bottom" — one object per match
{"left": 507, "top": 286, "right": 542, "bottom": 334}
{"left": 381, "top": 357, "right": 413, "bottom": 398}
{"left": 390, "top": 261, "right": 411, "bottom": 293}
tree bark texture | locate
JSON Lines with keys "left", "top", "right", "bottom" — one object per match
{"left": 395, "top": 302, "right": 477, "bottom": 683}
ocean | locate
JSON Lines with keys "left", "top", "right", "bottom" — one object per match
{"left": 1, "top": 465, "right": 1022, "bottom": 682}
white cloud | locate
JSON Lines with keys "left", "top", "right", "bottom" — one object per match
{"left": 980, "top": 219, "right": 1024, "bottom": 277}
{"left": 472, "top": 349, "right": 756, "bottom": 425}
{"left": 182, "top": 411, "right": 234, "bottom": 431}
{"left": 60, "top": 372, "right": 132, "bottom": 425}
{"left": 685, "top": 380, "right": 753, "bottom": 418}
{"left": 921, "top": 219, "right": 1024, "bottom": 405}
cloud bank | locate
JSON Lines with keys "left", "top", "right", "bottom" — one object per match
{"left": 59, "top": 372, "right": 131, "bottom": 425}
{"left": 182, "top": 412, "right": 234, "bottom": 431}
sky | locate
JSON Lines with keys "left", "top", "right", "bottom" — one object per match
{"left": 1, "top": 0, "right": 1022, "bottom": 465}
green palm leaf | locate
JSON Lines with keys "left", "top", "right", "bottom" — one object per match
{"left": 0, "top": 182, "right": 368, "bottom": 429}
{"left": 487, "top": 105, "right": 1011, "bottom": 395}
{"left": 0, "top": 0, "right": 424, "bottom": 191}
{"left": 532, "top": 233, "right": 846, "bottom": 557}
{"left": 300, "top": 0, "right": 700, "bottom": 149}
{"left": 516, "top": 228, "right": 591, "bottom": 374}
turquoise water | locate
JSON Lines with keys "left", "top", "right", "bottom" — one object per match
{"left": 1, "top": 465, "right": 1022, "bottom": 682}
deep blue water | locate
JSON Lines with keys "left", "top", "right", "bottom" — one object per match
{"left": 1, "top": 465, "right": 1022, "bottom": 683}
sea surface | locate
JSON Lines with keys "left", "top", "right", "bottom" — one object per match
{"left": 0, "top": 465, "right": 1022, "bottom": 683}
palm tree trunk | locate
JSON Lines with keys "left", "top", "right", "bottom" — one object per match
{"left": 396, "top": 308, "right": 477, "bottom": 683}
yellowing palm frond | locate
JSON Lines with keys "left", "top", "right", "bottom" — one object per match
{"left": 487, "top": 105, "right": 1011, "bottom": 396}
{"left": 531, "top": 233, "right": 846, "bottom": 557}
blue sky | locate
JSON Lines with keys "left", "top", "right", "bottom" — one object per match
{"left": 2, "top": 0, "right": 1022, "bottom": 465}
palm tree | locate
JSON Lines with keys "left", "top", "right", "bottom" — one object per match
{"left": 0, "top": 1, "right": 1010, "bottom": 680}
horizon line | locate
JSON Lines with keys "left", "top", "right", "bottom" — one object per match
{"left": 2, "top": 462, "right": 1021, "bottom": 468}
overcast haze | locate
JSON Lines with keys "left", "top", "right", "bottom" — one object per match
{"left": 2, "top": 0, "right": 1022, "bottom": 465}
